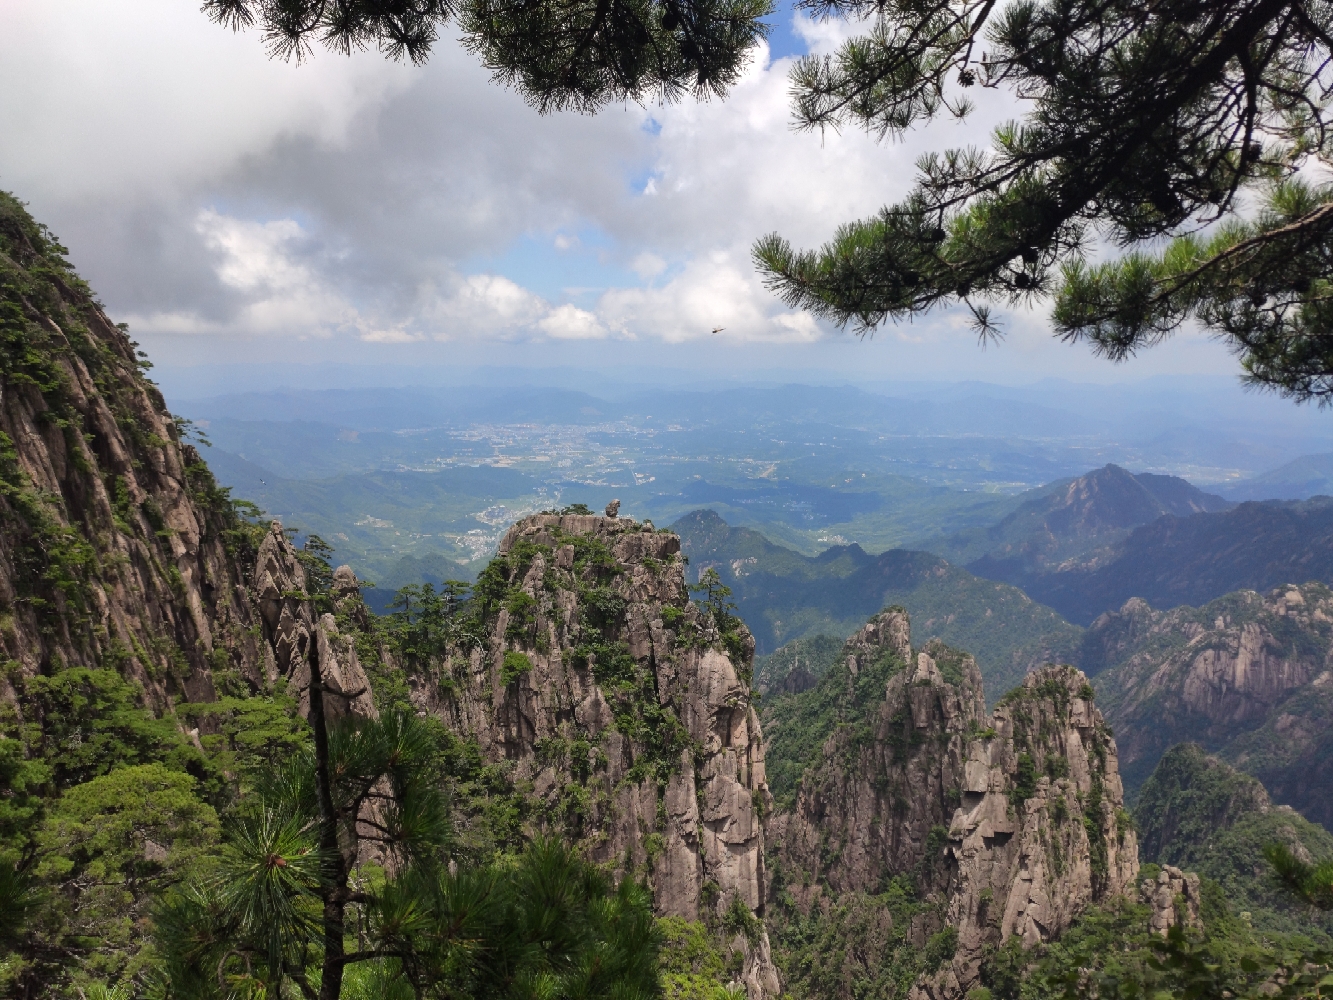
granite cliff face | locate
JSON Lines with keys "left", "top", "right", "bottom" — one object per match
{"left": 763, "top": 612, "right": 1138, "bottom": 1000}
{"left": 1089, "top": 583, "right": 1333, "bottom": 822}
{"left": 931, "top": 665, "right": 1138, "bottom": 997}
{"left": 768, "top": 610, "right": 987, "bottom": 901}
{"left": 407, "top": 512, "right": 780, "bottom": 998}
{"left": 0, "top": 190, "right": 373, "bottom": 744}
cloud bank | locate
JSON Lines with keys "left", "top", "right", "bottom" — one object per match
{"left": 0, "top": 0, "right": 1239, "bottom": 377}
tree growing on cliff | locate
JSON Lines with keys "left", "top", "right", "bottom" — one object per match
{"left": 155, "top": 641, "right": 660, "bottom": 1000}
{"left": 751, "top": 0, "right": 1333, "bottom": 403}
{"left": 202, "top": 0, "right": 771, "bottom": 112}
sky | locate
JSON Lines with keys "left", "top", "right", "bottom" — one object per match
{"left": 0, "top": 1, "right": 1265, "bottom": 385}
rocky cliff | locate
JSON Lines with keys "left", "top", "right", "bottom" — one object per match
{"left": 0, "top": 192, "right": 374, "bottom": 721}
{"left": 768, "top": 611, "right": 987, "bottom": 900}
{"left": 762, "top": 610, "right": 1138, "bottom": 1000}
{"left": 930, "top": 665, "right": 1138, "bottom": 997}
{"left": 1088, "top": 583, "right": 1333, "bottom": 823}
{"left": 406, "top": 512, "right": 780, "bottom": 998}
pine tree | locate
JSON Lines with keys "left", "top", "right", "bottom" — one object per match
{"left": 751, "top": 0, "right": 1333, "bottom": 402}
{"left": 202, "top": 0, "right": 772, "bottom": 112}
{"left": 153, "top": 640, "right": 660, "bottom": 1000}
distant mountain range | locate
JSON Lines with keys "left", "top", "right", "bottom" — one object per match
{"left": 1015, "top": 496, "right": 1333, "bottom": 623}
{"left": 919, "top": 464, "right": 1333, "bottom": 625}
{"left": 1216, "top": 451, "right": 1333, "bottom": 501}
{"left": 927, "top": 463, "right": 1233, "bottom": 570}
{"left": 671, "top": 509, "right": 1081, "bottom": 698}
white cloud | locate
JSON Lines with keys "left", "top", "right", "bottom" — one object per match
{"left": 599, "top": 251, "right": 821, "bottom": 343}
{"left": 630, "top": 252, "right": 667, "bottom": 280}
{"left": 537, "top": 304, "right": 609, "bottom": 340}
{"left": 0, "top": 1, "right": 1247, "bottom": 378}
{"left": 128, "top": 209, "right": 364, "bottom": 337}
{"left": 420, "top": 274, "right": 549, "bottom": 337}
{"left": 0, "top": 1, "right": 410, "bottom": 201}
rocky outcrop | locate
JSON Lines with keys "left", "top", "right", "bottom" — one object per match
{"left": 1089, "top": 583, "right": 1333, "bottom": 820}
{"left": 769, "top": 611, "right": 987, "bottom": 903}
{"left": 1141, "top": 865, "right": 1202, "bottom": 936}
{"left": 764, "top": 608, "right": 1138, "bottom": 1000}
{"left": 0, "top": 192, "right": 373, "bottom": 727}
{"left": 408, "top": 513, "right": 779, "bottom": 998}
{"left": 934, "top": 666, "right": 1138, "bottom": 997}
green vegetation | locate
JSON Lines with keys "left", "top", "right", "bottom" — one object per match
{"left": 753, "top": 633, "right": 843, "bottom": 694}
{"left": 1135, "top": 743, "right": 1333, "bottom": 940}
{"left": 659, "top": 917, "right": 746, "bottom": 1000}
{"left": 153, "top": 666, "right": 661, "bottom": 1000}
{"left": 760, "top": 622, "right": 918, "bottom": 806}
{"left": 766, "top": 862, "right": 951, "bottom": 1000}
{"left": 752, "top": 0, "right": 1333, "bottom": 401}
{"left": 1090, "top": 583, "right": 1333, "bottom": 820}
{"left": 501, "top": 650, "right": 533, "bottom": 686}
{"left": 0, "top": 664, "right": 262, "bottom": 993}
{"left": 672, "top": 510, "right": 1080, "bottom": 700}
{"left": 980, "top": 886, "right": 1332, "bottom": 1000}
{"left": 689, "top": 568, "right": 749, "bottom": 678}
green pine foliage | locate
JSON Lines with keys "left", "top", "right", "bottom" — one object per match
{"left": 201, "top": 0, "right": 772, "bottom": 112}
{"left": 979, "top": 886, "right": 1332, "bottom": 1000}
{"left": 751, "top": 0, "right": 1333, "bottom": 401}
{"left": 765, "top": 864, "right": 953, "bottom": 1000}
{"left": 153, "top": 699, "right": 661, "bottom": 1000}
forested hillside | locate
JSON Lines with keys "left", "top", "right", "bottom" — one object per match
{"left": 672, "top": 509, "right": 1081, "bottom": 697}
{"left": 1134, "top": 744, "right": 1333, "bottom": 940}
{"left": 994, "top": 498, "right": 1333, "bottom": 624}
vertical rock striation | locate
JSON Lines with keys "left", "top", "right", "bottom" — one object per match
{"left": 408, "top": 513, "right": 780, "bottom": 998}
{"left": 0, "top": 191, "right": 372, "bottom": 724}
{"left": 764, "top": 610, "right": 1138, "bottom": 1000}
{"left": 932, "top": 665, "right": 1138, "bottom": 997}
{"left": 1088, "top": 583, "right": 1333, "bottom": 822}
{"left": 769, "top": 610, "right": 987, "bottom": 904}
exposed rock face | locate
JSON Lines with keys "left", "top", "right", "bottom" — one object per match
{"left": 253, "top": 522, "right": 377, "bottom": 720}
{"left": 1089, "top": 583, "right": 1333, "bottom": 823}
{"left": 1141, "top": 865, "right": 1202, "bottom": 936}
{"left": 937, "top": 666, "right": 1138, "bottom": 996}
{"left": 0, "top": 193, "right": 372, "bottom": 726}
{"left": 408, "top": 513, "right": 778, "bottom": 998}
{"left": 769, "top": 611, "right": 987, "bottom": 903}
{"left": 764, "top": 610, "right": 1137, "bottom": 1000}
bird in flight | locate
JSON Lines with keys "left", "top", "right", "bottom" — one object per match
{"left": 711, "top": 326, "right": 725, "bottom": 334}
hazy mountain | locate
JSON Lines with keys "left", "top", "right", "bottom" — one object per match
{"left": 926, "top": 463, "right": 1232, "bottom": 571}
{"left": 671, "top": 509, "right": 1081, "bottom": 698}
{"left": 1089, "top": 582, "right": 1333, "bottom": 827}
{"left": 1135, "top": 744, "right": 1333, "bottom": 937}
{"left": 1022, "top": 497, "right": 1333, "bottom": 623}
{"left": 1218, "top": 451, "right": 1333, "bottom": 501}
